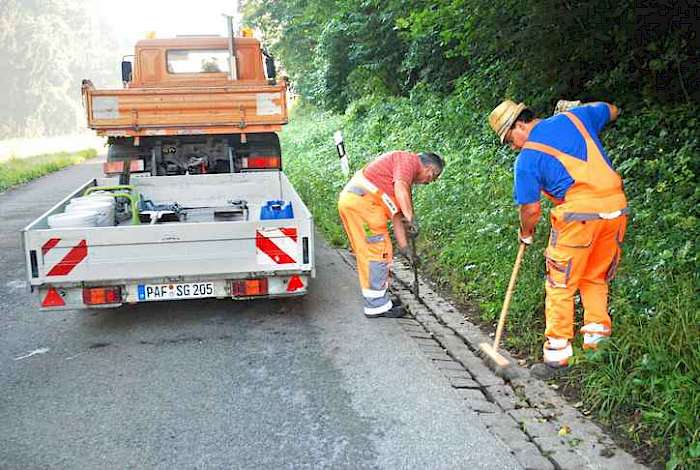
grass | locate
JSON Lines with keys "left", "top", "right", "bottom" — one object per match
{"left": 0, "top": 149, "right": 98, "bottom": 193}
{"left": 279, "top": 97, "right": 699, "bottom": 468}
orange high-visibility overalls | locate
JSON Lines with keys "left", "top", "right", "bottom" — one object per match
{"left": 338, "top": 171, "right": 399, "bottom": 316}
{"left": 523, "top": 111, "right": 628, "bottom": 365}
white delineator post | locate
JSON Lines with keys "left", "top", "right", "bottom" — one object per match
{"left": 334, "top": 130, "right": 350, "bottom": 177}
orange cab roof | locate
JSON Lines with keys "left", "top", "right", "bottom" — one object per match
{"left": 135, "top": 37, "right": 259, "bottom": 49}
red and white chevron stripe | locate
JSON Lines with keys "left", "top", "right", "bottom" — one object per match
{"left": 256, "top": 227, "right": 298, "bottom": 265}
{"left": 41, "top": 238, "right": 88, "bottom": 276}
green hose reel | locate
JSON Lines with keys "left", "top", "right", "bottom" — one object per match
{"left": 84, "top": 185, "right": 141, "bottom": 225}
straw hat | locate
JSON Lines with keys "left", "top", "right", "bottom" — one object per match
{"left": 489, "top": 100, "right": 527, "bottom": 143}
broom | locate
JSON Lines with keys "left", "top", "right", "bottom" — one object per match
{"left": 479, "top": 243, "right": 527, "bottom": 369}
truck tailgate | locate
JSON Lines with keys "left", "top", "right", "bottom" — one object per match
{"left": 82, "top": 82, "right": 288, "bottom": 137}
{"left": 23, "top": 173, "right": 314, "bottom": 287}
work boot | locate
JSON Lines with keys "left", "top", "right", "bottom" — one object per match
{"left": 383, "top": 305, "right": 406, "bottom": 318}
{"left": 530, "top": 362, "right": 569, "bottom": 380}
{"left": 364, "top": 304, "right": 405, "bottom": 318}
{"left": 581, "top": 323, "right": 611, "bottom": 351}
{"left": 542, "top": 337, "right": 573, "bottom": 366}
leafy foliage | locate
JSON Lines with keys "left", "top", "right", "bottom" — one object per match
{"left": 282, "top": 94, "right": 699, "bottom": 468}
{"left": 246, "top": 0, "right": 698, "bottom": 112}
{"left": 250, "top": 0, "right": 699, "bottom": 465}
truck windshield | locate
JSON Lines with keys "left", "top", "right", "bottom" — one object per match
{"left": 167, "top": 49, "right": 229, "bottom": 74}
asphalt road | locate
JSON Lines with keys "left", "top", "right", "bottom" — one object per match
{"left": 0, "top": 159, "right": 521, "bottom": 469}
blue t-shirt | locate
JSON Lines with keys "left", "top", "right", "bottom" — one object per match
{"left": 513, "top": 103, "right": 613, "bottom": 205}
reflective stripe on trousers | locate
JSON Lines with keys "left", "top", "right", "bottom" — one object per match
{"left": 563, "top": 207, "right": 629, "bottom": 222}
{"left": 338, "top": 188, "right": 394, "bottom": 315}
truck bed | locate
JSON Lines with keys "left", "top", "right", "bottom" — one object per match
{"left": 82, "top": 81, "right": 288, "bottom": 137}
{"left": 23, "top": 173, "right": 314, "bottom": 300}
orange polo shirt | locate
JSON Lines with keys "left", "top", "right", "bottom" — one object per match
{"left": 363, "top": 151, "right": 421, "bottom": 200}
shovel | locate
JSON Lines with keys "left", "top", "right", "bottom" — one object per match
{"left": 409, "top": 232, "right": 419, "bottom": 300}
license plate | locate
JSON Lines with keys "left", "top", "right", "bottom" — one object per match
{"left": 137, "top": 282, "right": 215, "bottom": 301}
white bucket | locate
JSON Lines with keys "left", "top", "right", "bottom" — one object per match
{"left": 48, "top": 210, "right": 99, "bottom": 228}
{"left": 66, "top": 199, "right": 115, "bottom": 227}
{"left": 71, "top": 194, "right": 115, "bottom": 204}
{"left": 86, "top": 191, "right": 113, "bottom": 198}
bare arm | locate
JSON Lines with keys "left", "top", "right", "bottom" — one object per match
{"left": 394, "top": 180, "right": 414, "bottom": 222}
{"left": 519, "top": 202, "right": 542, "bottom": 238}
{"left": 392, "top": 213, "right": 409, "bottom": 250}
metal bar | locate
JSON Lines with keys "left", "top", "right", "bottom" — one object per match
{"left": 226, "top": 15, "right": 238, "bottom": 80}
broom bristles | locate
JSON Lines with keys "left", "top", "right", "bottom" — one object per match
{"left": 479, "top": 342, "right": 510, "bottom": 368}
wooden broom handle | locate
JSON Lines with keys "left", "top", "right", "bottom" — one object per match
{"left": 493, "top": 243, "right": 527, "bottom": 350}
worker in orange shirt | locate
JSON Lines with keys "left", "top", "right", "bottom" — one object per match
{"left": 338, "top": 151, "right": 444, "bottom": 317}
{"left": 489, "top": 100, "right": 627, "bottom": 378}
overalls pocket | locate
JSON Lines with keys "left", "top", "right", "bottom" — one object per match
{"left": 606, "top": 216, "right": 627, "bottom": 281}
{"left": 544, "top": 251, "right": 572, "bottom": 288}
{"left": 605, "top": 250, "right": 620, "bottom": 281}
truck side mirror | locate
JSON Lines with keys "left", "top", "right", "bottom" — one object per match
{"left": 265, "top": 56, "right": 277, "bottom": 80}
{"left": 121, "top": 61, "right": 133, "bottom": 83}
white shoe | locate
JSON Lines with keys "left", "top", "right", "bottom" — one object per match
{"left": 581, "top": 323, "right": 611, "bottom": 350}
{"left": 542, "top": 337, "right": 573, "bottom": 367}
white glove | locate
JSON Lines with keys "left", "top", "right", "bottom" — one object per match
{"left": 518, "top": 229, "right": 534, "bottom": 246}
{"left": 554, "top": 99, "right": 582, "bottom": 115}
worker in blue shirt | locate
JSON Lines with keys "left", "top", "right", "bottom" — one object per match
{"left": 489, "top": 99, "right": 628, "bottom": 378}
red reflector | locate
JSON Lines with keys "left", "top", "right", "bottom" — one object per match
{"left": 82, "top": 286, "right": 122, "bottom": 305}
{"left": 231, "top": 278, "right": 268, "bottom": 297}
{"left": 245, "top": 156, "right": 280, "bottom": 169}
{"left": 42, "top": 287, "right": 65, "bottom": 307}
{"left": 103, "top": 160, "right": 144, "bottom": 175}
{"left": 287, "top": 275, "right": 304, "bottom": 292}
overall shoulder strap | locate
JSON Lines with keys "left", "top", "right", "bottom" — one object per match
{"left": 563, "top": 112, "right": 593, "bottom": 142}
{"left": 522, "top": 142, "right": 586, "bottom": 169}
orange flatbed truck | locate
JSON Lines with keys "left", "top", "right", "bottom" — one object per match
{"left": 22, "top": 29, "right": 315, "bottom": 310}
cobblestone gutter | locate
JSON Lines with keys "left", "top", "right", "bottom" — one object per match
{"left": 339, "top": 250, "right": 646, "bottom": 470}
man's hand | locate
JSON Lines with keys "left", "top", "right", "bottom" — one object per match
{"left": 406, "top": 218, "right": 419, "bottom": 237}
{"left": 553, "top": 99, "right": 582, "bottom": 115}
{"left": 399, "top": 245, "right": 421, "bottom": 267}
{"left": 518, "top": 228, "right": 534, "bottom": 246}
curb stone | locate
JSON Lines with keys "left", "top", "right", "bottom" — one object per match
{"left": 335, "top": 248, "right": 646, "bottom": 469}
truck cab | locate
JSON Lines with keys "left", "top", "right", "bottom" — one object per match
{"left": 128, "top": 36, "right": 270, "bottom": 88}
{"left": 81, "top": 35, "right": 287, "bottom": 176}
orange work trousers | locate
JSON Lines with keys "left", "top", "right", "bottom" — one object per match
{"left": 544, "top": 215, "right": 627, "bottom": 340}
{"left": 338, "top": 189, "right": 393, "bottom": 315}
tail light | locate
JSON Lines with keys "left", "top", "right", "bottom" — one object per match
{"left": 240, "top": 155, "right": 280, "bottom": 170}
{"left": 231, "top": 278, "right": 268, "bottom": 297}
{"left": 83, "top": 286, "right": 122, "bottom": 305}
{"left": 103, "top": 160, "right": 144, "bottom": 175}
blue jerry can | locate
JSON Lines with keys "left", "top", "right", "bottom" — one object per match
{"left": 260, "top": 200, "right": 294, "bottom": 220}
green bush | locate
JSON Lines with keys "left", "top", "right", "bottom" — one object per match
{"left": 280, "top": 96, "right": 699, "bottom": 467}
